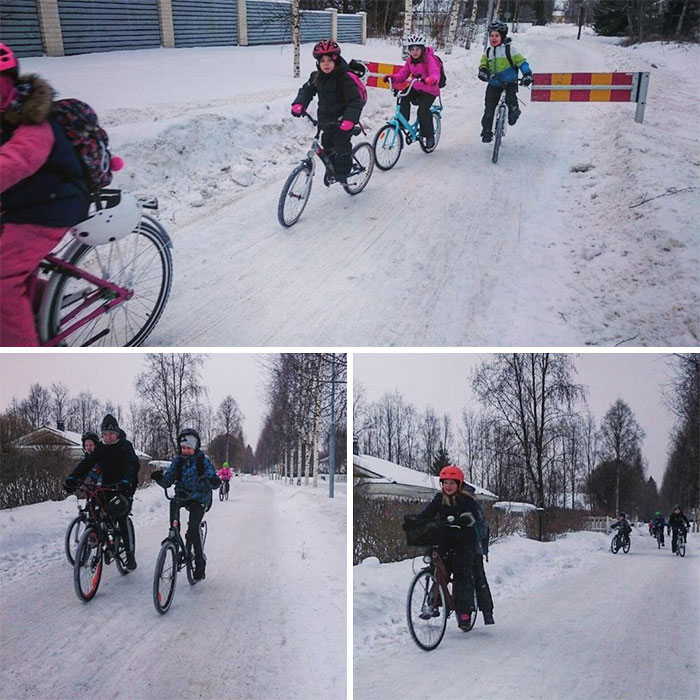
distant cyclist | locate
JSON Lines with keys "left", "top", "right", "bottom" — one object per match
{"left": 477, "top": 21, "right": 533, "bottom": 143}
{"left": 0, "top": 42, "right": 90, "bottom": 346}
{"left": 668, "top": 506, "right": 690, "bottom": 553}
{"left": 383, "top": 33, "right": 442, "bottom": 149}
{"left": 151, "top": 428, "right": 219, "bottom": 580}
{"left": 291, "top": 40, "right": 365, "bottom": 184}
{"left": 651, "top": 511, "right": 667, "bottom": 546}
{"left": 611, "top": 512, "right": 632, "bottom": 545}
{"left": 217, "top": 461, "right": 233, "bottom": 496}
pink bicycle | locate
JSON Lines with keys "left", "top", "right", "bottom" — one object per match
{"left": 31, "top": 189, "right": 173, "bottom": 346}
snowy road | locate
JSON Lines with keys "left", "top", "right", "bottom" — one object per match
{"left": 354, "top": 532, "right": 700, "bottom": 700}
{"left": 0, "top": 478, "right": 346, "bottom": 700}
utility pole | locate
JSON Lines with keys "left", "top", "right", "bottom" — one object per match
{"left": 329, "top": 353, "right": 336, "bottom": 499}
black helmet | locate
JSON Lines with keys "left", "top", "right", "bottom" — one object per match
{"left": 488, "top": 21, "right": 508, "bottom": 38}
{"left": 177, "top": 427, "right": 201, "bottom": 451}
{"left": 619, "top": 512, "right": 626, "bottom": 518}
{"left": 82, "top": 431, "right": 100, "bottom": 446}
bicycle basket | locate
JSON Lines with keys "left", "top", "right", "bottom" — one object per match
{"left": 105, "top": 493, "right": 130, "bottom": 519}
{"left": 403, "top": 515, "right": 442, "bottom": 547}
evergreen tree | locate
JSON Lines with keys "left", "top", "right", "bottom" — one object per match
{"left": 593, "top": 0, "right": 629, "bottom": 36}
{"left": 431, "top": 443, "right": 451, "bottom": 476}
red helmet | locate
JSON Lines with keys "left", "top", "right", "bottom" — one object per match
{"left": 0, "top": 43, "right": 18, "bottom": 73}
{"left": 439, "top": 465, "right": 464, "bottom": 488}
{"left": 313, "top": 39, "right": 341, "bottom": 60}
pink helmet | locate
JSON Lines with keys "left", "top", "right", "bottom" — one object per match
{"left": 0, "top": 43, "right": 18, "bottom": 74}
{"left": 313, "top": 39, "right": 341, "bottom": 60}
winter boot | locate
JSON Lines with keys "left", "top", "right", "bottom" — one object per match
{"left": 193, "top": 559, "right": 206, "bottom": 580}
{"left": 481, "top": 130, "right": 493, "bottom": 143}
{"left": 508, "top": 107, "right": 521, "bottom": 126}
{"left": 483, "top": 611, "right": 495, "bottom": 625}
{"left": 458, "top": 612, "right": 472, "bottom": 630}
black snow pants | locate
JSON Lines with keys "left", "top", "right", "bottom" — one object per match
{"left": 399, "top": 89, "right": 436, "bottom": 139}
{"left": 441, "top": 544, "right": 476, "bottom": 615}
{"left": 481, "top": 83, "right": 519, "bottom": 133}
{"left": 321, "top": 124, "right": 353, "bottom": 178}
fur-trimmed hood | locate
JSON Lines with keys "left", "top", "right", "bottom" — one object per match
{"left": 1, "top": 74, "right": 54, "bottom": 128}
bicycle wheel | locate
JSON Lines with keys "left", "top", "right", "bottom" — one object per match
{"left": 373, "top": 124, "right": 403, "bottom": 171}
{"left": 200, "top": 520, "right": 208, "bottom": 548}
{"left": 278, "top": 162, "right": 313, "bottom": 227}
{"left": 678, "top": 534, "right": 686, "bottom": 557}
{"left": 44, "top": 217, "right": 173, "bottom": 346}
{"left": 64, "top": 515, "right": 87, "bottom": 566}
{"left": 622, "top": 536, "right": 631, "bottom": 554}
{"left": 114, "top": 517, "right": 135, "bottom": 575}
{"left": 225, "top": 484, "right": 229, "bottom": 500}
{"left": 419, "top": 114, "right": 441, "bottom": 154}
{"left": 74, "top": 528, "right": 103, "bottom": 602}
{"left": 219, "top": 485, "right": 224, "bottom": 502}
{"left": 407, "top": 570, "right": 448, "bottom": 651}
{"left": 492, "top": 105, "right": 505, "bottom": 164}
{"left": 610, "top": 536, "right": 620, "bottom": 554}
{"left": 343, "top": 143, "right": 374, "bottom": 195}
{"left": 153, "top": 540, "right": 178, "bottom": 614}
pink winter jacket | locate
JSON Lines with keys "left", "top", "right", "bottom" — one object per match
{"left": 390, "top": 47, "right": 441, "bottom": 97}
{"left": 218, "top": 467, "right": 233, "bottom": 481}
{"left": 0, "top": 122, "right": 54, "bottom": 194}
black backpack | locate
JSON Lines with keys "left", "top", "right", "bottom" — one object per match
{"left": 434, "top": 55, "right": 447, "bottom": 88}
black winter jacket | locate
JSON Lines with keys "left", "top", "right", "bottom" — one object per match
{"left": 669, "top": 511, "right": 690, "bottom": 530}
{"left": 293, "top": 57, "right": 364, "bottom": 127}
{"left": 418, "top": 491, "right": 485, "bottom": 552}
{"left": 69, "top": 431, "right": 140, "bottom": 492}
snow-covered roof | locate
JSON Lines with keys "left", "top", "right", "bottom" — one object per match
{"left": 493, "top": 501, "right": 540, "bottom": 513}
{"left": 354, "top": 454, "right": 498, "bottom": 501}
{"left": 14, "top": 426, "right": 151, "bottom": 460}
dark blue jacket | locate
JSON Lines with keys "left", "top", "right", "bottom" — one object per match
{"left": 161, "top": 451, "right": 217, "bottom": 508}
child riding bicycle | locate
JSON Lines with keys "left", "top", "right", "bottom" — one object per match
{"left": 217, "top": 462, "right": 233, "bottom": 496}
{"left": 291, "top": 40, "right": 365, "bottom": 184}
{"left": 611, "top": 512, "right": 632, "bottom": 543}
{"left": 0, "top": 42, "right": 90, "bottom": 346}
{"left": 477, "top": 21, "right": 533, "bottom": 143}
{"left": 64, "top": 414, "right": 139, "bottom": 570}
{"left": 151, "top": 428, "right": 219, "bottom": 580}
{"left": 652, "top": 511, "right": 667, "bottom": 546}
{"left": 383, "top": 33, "right": 441, "bottom": 150}
{"left": 668, "top": 506, "right": 690, "bottom": 553}
{"left": 413, "top": 465, "right": 490, "bottom": 630}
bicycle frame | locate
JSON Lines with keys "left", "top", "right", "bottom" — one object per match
{"left": 299, "top": 112, "right": 361, "bottom": 184}
{"left": 76, "top": 484, "right": 128, "bottom": 556}
{"left": 383, "top": 80, "right": 443, "bottom": 147}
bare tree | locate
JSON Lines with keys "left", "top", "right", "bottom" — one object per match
{"left": 67, "top": 390, "right": 103, "bottom": 434}
{"left": 19, "top": 384, "right": 52, "bottom": 430}
{"left": 216, "top": 395, "right": 244, "bottom": 463}
{"left": 49, "top": 382, "right": 70, "bottom": 428}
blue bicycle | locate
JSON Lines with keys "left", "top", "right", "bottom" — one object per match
{"left": 373, "top": 79, "right": 443, "bottom": 171}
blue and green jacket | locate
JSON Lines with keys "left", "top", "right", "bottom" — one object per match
{"left": 161, "top": 450, "right": 216, "bottom": 507}
{"left": 479, "top": 38, "right": 531, "bottom": 87}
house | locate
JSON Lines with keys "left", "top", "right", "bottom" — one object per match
{"left": 354, "top": 453, "right": 498, "bottom": 502}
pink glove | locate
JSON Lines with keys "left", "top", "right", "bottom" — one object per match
{"left": 110, "top": 156, "right": 124, "bottom": 172}
{"left": 339, "top": 119, "right": 354, "bottom": 132}
{"left": 424, "top": 76, "right": 437, "bottom": 86}
{"left": 291, "top": 103, "right": 304, "bottom": 116}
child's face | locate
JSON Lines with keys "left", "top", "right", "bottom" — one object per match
{"left": 181, "top": 445, "right": 195, "bottom": 456}
{"left": 489, "top": 31, "right": 502, "bottom": 47}
{"left": 84, "top": 440, "right": 96, "bottom": 453}
{"left": 442, "top": 479, "right": 459, "bottom": 495}
{"left": 409, "top": 45, "right": 423, "bottom": 59}
{"left": 319, "top": 55, "right": 335, "bottom": 74}
{"left": 102, "top": 431, "right": 118, "bottom": 444}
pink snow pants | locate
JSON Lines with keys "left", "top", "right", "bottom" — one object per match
{"left": 0, "top": 222, "right": 69, "bottom": 346}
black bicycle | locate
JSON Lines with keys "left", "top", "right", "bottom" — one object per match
{"left": 278, "top": 112, "right": 374, "bottom": 227}
{"left": 491, "top": 78, "right": 528, "bottom": 164}
{"left": 673, "top": 528, "right": 687, "bottom": 557}
{"left": 610, "top": 531, "right": 631, "bottom": 554}
{"left": 153, "top": 482, "right": 209, "bottom": 614}
{"left": 72, "top": 483, "right": 135, "bottom": 602}
{"left": 219, "top": 479, "right": 230, "bottom": 501}
{"left": 65, "top": 489, "right": 91, "bottom": 566}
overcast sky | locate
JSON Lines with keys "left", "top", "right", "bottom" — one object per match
{"left": 0, "top": 352, "right": 271, "bottom": 448}
{"left": 354, "top": 352, "right": 680, "bottom": 485}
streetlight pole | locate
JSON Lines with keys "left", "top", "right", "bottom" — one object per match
{"left": 576, "top": 0, "right": 584, "bottom": 40}
{"left": 329, "top": 353, "right": 336, "bottom": 499}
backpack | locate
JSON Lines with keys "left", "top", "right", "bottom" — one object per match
{"left": 346, "top": 59, "right": 368, "bottom": 105}
{"left": 434, "top": 55, "right": 447, "bottom": 88}
{"left": 51, "top": 98, "right": 113, "bottom": 194}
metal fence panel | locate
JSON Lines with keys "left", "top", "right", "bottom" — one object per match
{"left": 337, "top": 13, "right": 361, "bottom": 43}
{"left": 0, "top": 0, "right": 43, "bottom": 57}
{"left": 246, "top": 0, "right": 291, "bottom": 45}
{"left": 299, "top": 10, "right": 331, "bottom": 43}
{"left": 58, "top": 0, "right": 161, "bottom": 55}
{"left": 172, "top": 0, "right": 238, "bottom": 47}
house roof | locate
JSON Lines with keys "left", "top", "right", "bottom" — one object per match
{"left": 354, "top": 453, "right": 498, "bottom": 500}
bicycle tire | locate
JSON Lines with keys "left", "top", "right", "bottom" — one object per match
{"left": 219, "top": 486, "right": 225, "bottom": 502}
{"left": 278, "top": 162, "right": 313, "bottom": 227}
{"left": 418, "top": 113, "right": 442, "bottom": 154}
{"left": 64, "top": 515, "right": 87, "bottom": 566}
{"left": 492, "top": 104, "right": 505, "bottom": 164}
{"left": 373, "top": 124, "right": 403, "bottom": 170}
{"left": 406, "top": 569, "right": 448, "bottom": 651}
{"left": 610, "top": 535, "right": 620, "bottom": 554}
{"left": 622, "top": 536, "right": 631, "bottom": 554}
{"left": 43, "top": 216, "right": 173, "bottom": 346}
{"left": 74, "top": 527, "right": 103, "bottom": 602}
{"left": 677, "top": 534, "right": 686, "bottom": 557}
{"left": 153, "top": 540, "right": 178, "bottom": 614}
{"left": 343, "top": 142, "right": 374, "bottom": 195}
{"left": 461, "top": 590, "right": 478, "bottom": 632}
{"left": 114, "top": 517, "right": 135, "bottom": 575}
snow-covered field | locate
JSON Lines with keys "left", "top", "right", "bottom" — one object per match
{"left": 0, "top": 476, "right": 346, "bottom": 699}
{"left": 354, "top": 528, "right": 700, "bottom": 699}
{"left": 18, "top": 25, "right": 699, "bottom": 346}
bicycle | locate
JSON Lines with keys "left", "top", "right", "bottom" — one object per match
{"left": 406, "top": 544, "right": 478, "bottom": 651}
{"left": 278, "top": 113, "right": 375, "bottom": 227}
{"left": 153, "top": 481, "right": 209, "bottom": 614}
{"left": 491, "top": 77, "right": 527, "bottom": 165}
{"left": 610, "top": 531, "right": 631, "bottom": 554}
{"left": 654, "top": 526, "right": 665, "bottom": 549}
{"left": 30, "top": 189, "right": 173, "bottom": 346}
{"left": 673, "top": 528, "right": 687, "bottom": 557}
{"left": 219, "top": 479, "right": 230, "bottom": 501}
{"left": 64, "top": 489, "right": 92, "bottom": 566}
{"left": 373, "top": 79, "right": 443, "bottom": 171}
{"left": 72, "top": 483, "right": 136, "bottom": 602}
